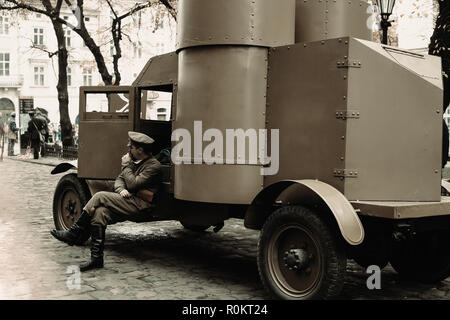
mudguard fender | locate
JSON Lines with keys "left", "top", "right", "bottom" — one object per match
{"left": 51, "top": 160, "right": 78, "bottom": 175}
{"left": 245, "top": 179, "right": 364, "bottom": 245}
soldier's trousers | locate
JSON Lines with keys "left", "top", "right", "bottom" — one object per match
{"left": 83, "top": 191, "right": 152, "bottom": 227}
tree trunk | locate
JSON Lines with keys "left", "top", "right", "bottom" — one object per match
{"left": 51, "top": 20, "right": 73, "bottom": 147}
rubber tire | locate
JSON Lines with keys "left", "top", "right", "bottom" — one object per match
{"left": 53, "top": 173, "right": 91, "bottom": 231}
{"left": 390, "top": 231, "right": 450, "bottom": 283}
{"left": 180, "top": 222, "right": 210, "bottom": 232}
{"left": 257, "top": 205, "right": 347, "bottom": 300}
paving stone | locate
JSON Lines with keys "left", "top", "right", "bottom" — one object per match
{"left": 1, "top": 156, "right": 450, "bottom": 300}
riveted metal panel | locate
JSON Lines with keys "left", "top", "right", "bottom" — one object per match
{"left": 174, "top": 46, "right": 267, "bottom": 203}
{"left": 174, "top": 164, "right": 263, "bottom": 204}
{"left": 352, "top": 198, "right": 450, "bottom": 219}
{"left": 344, "top": 38, "right": 442, "bottom": 201}
{"left": 176, "top": 0, "right": 295, "bottom": 51}
{"left": 264, "top": 39, "right": 350, "bottom": 192}
{"left": 78, "top": 87, "right": 135, "bottom": 180}
{"left": 175, "top": 46, "right": 267, "bottom": 161}
{"left": 133, "top": 52, "right": 178, "bottom": 87}
{"left": 295, "top": 0, "right": 371, "bottom": 43}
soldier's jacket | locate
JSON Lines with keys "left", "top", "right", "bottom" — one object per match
{"left": 114, "top": 155, "right": 162, "bottom": 198}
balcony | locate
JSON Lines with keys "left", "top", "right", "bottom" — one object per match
{"left": 0, "top": 74, "right": 24, "bottom": 88}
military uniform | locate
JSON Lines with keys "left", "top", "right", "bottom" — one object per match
{"left": 51, "top": 131, "right": 161, "bottom": 272}
{"left": 85, "top": 155, "right": 162, "bottom": 227}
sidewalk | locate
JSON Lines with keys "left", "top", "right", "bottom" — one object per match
{"left": 7, "top": 154, "right": 64, "bottom": 167}
{"left": 1, "top": 146, "right": 65, "bottom": 167}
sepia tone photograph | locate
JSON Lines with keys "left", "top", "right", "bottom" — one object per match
{"left": 0, "top": 0, "right": 449, "bottom": 308}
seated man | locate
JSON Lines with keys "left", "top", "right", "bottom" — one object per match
{"left": 50, "top": 131, "right": 162, "bottom": 271}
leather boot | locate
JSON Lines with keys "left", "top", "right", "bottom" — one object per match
{"left": 50, "top": 210, "right": 92, "bottom": 246}
{"left": 79, "top": 225, "right": 105, "bottom": 272}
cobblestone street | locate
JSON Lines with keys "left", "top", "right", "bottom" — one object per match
{"left": 0, "top": 155, "right": 449, "bottom": 300}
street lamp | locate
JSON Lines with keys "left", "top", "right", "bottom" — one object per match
{"left": 376, "top": 0, "right": 396, "bottom": 45}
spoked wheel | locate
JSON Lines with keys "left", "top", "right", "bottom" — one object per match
{"left": 53, "top": 174, "right": 91, "bottom": 230}
{"left": 390, "top": 231, "right": 450, "bottom": 283}
{"left": 258, "top": 206, "right": 346, "bottom": 300}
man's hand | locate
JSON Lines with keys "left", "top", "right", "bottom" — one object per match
{"left": 120, "top": 189, "right": 132, "bottom": 198}
{"left": 121, "top": 153, "right": 131, "bottom": 166}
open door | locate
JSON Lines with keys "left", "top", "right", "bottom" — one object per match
{"left": 78, "top": 86, "right": 135, "bottom": 179}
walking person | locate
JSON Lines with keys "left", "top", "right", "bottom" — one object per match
{"left": 27, "top": 110, "right": 46, "bottom": 159}
{"left": 7, "top": 112, "right": 19, "bottom": 156}
{"left": 50, "top": 131, "right": 162, "bottom": 271}
{"left": 0, "top": 112, "right": 5, "bottom": 159}
{"left": 35, "top": 110, "right": 49, "bottom": 157}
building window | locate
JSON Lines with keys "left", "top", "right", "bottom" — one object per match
{"left": 133, "top": 41, "right": 142, "bottom": 59}
{"left": 0, "top": 53, "right": 10, "bottom": 76}
{"left": 67, "top": 67, "right": 72, "bottom": 86}
{"left": 157, "top": 107, "right": 167, "bottom": 120}
{"left": 34, "top": 66, "right": 45, "bottom": 86}
{"left": 33, "top": 28, "right": 44, "bottom": 46}
{"left": 64, "top": 26, "right": 71, "bottom": 47}
{"left": 83, "top": 68, "right": 92, "bottom": 86}
{"left": 156, "top": 20, "right": 164, "bottom": 31}
{"left": 133, "top": 12, "right": 141, "bottom": 29}
{"left": 0, "top": 15, "right": 9, "bottom": 35}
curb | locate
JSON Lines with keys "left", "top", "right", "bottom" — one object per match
{"left": 6, "top": 156, "right": 62, "bottom": 167}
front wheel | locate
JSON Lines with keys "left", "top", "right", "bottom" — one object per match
{"left": 53, "top": 173, "right": 91, "bottom": 230}
{"left": 257, "top": 206, "right": 346, "bottom": 300}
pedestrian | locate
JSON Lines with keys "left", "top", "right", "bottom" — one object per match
{"left": 35, "top": 110, "right": 49, "bottom": 157}
{"left": 27, "top": 110, "right": 46, "bottom": 159}
{"left": 0, "top": 112, "right": 5, "bottom": 158}
{"left": 7, "top": 112, "right": 19, "bottom": 156}
{"left": 50, "top": 131, "right": 162, "bottom": 271}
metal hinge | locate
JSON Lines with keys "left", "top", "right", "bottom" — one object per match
{"left": 335, "top": 110, "right": 360, "bottom": 120}
{"left": 333, "top": 169, "right": 359, "bottom": 178}
{"left": 337, "top": 60, "right": 362, "bottom": 68}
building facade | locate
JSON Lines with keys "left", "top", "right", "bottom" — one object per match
{"left": 0, "top": 1, "right": 176, "bottom": 150}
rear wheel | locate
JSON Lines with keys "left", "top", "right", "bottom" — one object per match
{"left": 53, "top": 174, "right": 91, "bottom": 230}
{"left": 257, "top": 206, "right": 346, "bottom": 300}
{"left": 390, "top": 231, "right": 450, "bottom": 283}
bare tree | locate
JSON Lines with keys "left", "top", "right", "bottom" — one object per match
{"left": 106, "top": 0, "right": 177, "bottom": 85}
{"left": 62, "top": 0, "right": 177, "bottom": 85}
{"left": 0, "top": 0, "right": 73, "bottom": 146}
{"left": 0, "top": 0, "right": 177, "bottom": 147}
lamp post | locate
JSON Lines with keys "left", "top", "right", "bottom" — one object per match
{"left": 376, "top": 0, "right": 396, "bottom": 45}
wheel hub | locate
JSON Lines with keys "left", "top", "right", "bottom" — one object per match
{"left": 64, "top": 199, "right": 78, "bottom": 216}
{"left": 283, "top": 248, "right": 309, "bottom": 271}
